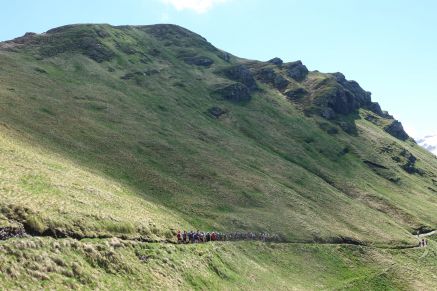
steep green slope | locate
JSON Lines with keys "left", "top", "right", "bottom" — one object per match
{"left": 0, "top": 127, "right": 189, "bottom": 240}
{"left": 0, "top": 23, "right": 436, "bottom": 289}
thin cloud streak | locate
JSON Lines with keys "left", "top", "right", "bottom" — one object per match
{"left": 161, "top": 0, "right": 231, "bottom": 14}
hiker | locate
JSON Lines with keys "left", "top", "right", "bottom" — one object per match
{"left": 183, "top": 231, "right": 187, "bottom": 243}
{"left": 177, "top": 230, "right": 182, "bottom": 243}
{"left": 422, "top": 239, "right": 425, "bottom": 247}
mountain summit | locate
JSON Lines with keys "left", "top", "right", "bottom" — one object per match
{"left": 0, "top": 24, "right": 436, "bottom": 289}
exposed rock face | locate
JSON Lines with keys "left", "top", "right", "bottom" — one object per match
{"left": 208, "top": 106, "right": 227, "bottom": 118}
{"left": 215, "top": 83, "right": 251, "bottom": 102}
{"left": 315, "top": 73, "right": 392, "bottom": 120}
{"left": 274, "top": 75, "right": 289, "bottom": 90}
{"left": 332, "top": 73, "right": 371, "bottom": 106}
{"left": 35, "top": 32, "right": 115, "bottom": 63}
{"left": 367, "top": 102, "right": 384, "bottom": 116}
{"left": 268, "top": 57, "right": 283, "bottom": 66}
{"left": 321, "top": 107, "right": 336, "bottom": 120}
{"left": 0, "top": 226, "right": 26, "bottom": 240}
{"left": 258, "top": 67, "right": 276, "bottom": 83}
{"left": 284, "top": 61, "right": 308, "bottom": 81}
{"left": 184, "top": 56, "right": 214, "bottom": 67}
{"left": 384, "top": 120, "right": 409, "bottom": 141}
{"left": 76, "top": 37, "right": 114, "bottom": 63}
{"left": 257, "top": 68, "right": 289, "bottom": 90}
{"left": 223, "top": 65, "right": 258, "bottom": 91}
{"left": 285, "top": 88, "right": 308, "bottom": 101}
{"left": 320, "top": 86, "right": 360, "bottom": 115}
{"left": 219, "top": 52, "right": 231, "bottom": 62}
{"left": 9, "top": 32, "right": 37, "bottom": 44}
{"left": 401, "top": 150, "right": 419, "bottom": 174}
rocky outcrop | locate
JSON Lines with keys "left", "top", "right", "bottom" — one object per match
{"left": 257, "top": 68, "right": 276, "bottom": 83}
{"left": 332, "top": 73, "right": 371, "bottom": 106}
{"left": 284, "top": 61, "right": 308, "bottom": 81}
{"left": 315, "top": 73, "right": 395, "bottom": 121}
{"left": 367, "top": 102, "right": 384, "bottom": 116}
{"left": 223, "top": 65, "right": 258, "bottom": 91}
{"left": 0, "top": 226, "right": 27, "bottom": 240}
{"left": 284, "top": 88, "right": 308, "bottom": 101}
{"left": 257, "top": 68, "right": 289, "bottom": 90}
{"left": 37, "top": 33, "right": 114, "bottom": 63}
{"left": 401, "top": 151, "right": 418, "bottom": 174}
{"left": 76, "top": 37, "right": 114, "bottom": 63}
{"left": 208, "top": 106, "right": 227, "bottom": 118}
{"left": 268, "top": 57, "right": 283, "bottom": 66}
{"left": 384, "top": 120, "right": 410, "bottom": 141}
{"left": 321, "top": 108, "right": 336, "bottom": 120}
{"left": 214, "top": 83, "right": 251, "bottom": 102}
{"left": 219, "top": 52, "right": 231, "bottom": 62}
{"left": 318, "top": 86, "right": 360, "bottom": 115}
{"left": 274, "top": 75, "right": 289, "bottom": 90}
{"left": 184, "top": 56, "right": 214, "bottom": 67}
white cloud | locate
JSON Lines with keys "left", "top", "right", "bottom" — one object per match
{"left": 161, "top": 0, "right": 230, "bottom": 14}
{"left": 417, "top": 134, "right": 437, "bottom": 156}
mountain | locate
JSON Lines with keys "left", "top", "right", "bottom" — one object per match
{"left": 0, "top": 24, "right": 436, "bottom": 290}
{"left": 417, "top": 135, "right": 437, "bottom": 155}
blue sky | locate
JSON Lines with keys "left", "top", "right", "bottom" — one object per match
{"left": 1, "top": 0, "right": 436, "bottom": 137}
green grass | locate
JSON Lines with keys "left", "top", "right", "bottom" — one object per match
{"left": 1, "top": 236, "right": 436, "bottom": 290}
{"left": 0, "top": 24, "right": 436, "bottom": 289}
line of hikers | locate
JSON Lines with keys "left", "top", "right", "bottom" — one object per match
{"left": 176, "top": 230, "right": 280, "bottom": 243}
{"left": 419, "top": 238, "right": 428, "bottom": 248}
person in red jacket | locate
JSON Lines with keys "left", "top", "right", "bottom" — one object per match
{"left": 177, "top": 230, "right": 182, "bottom": 243}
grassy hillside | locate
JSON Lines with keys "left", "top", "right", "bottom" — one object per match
{"left": 0, "top": 24, "right": 436, "bottom": 289}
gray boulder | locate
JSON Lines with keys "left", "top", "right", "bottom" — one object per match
{"left": 284, "top": 61, "right": 308, "bottom": 81}
{"left": 208, "top": 106, "right": 227, "bottom": 118}
{"left": 258, "top": 67, "right": 276, "bottom": 83}
{"left": 384, "top": 120, "right": 410, "bottom": 141}
{"left": 332, "top": 72, "right": 371, "bottom": 106}
{"left": 319, "top": 86, "right": 359, "bottom": 115}
{"left": 274, "top": 75, "right": 289, "bottom": 90}
{"left": 215, "top": 83, "right": 251, "bottom": 102}
{"left": 257, "top": 68, "right": 289, "bottom": 90}
{"left": 367, "top": 102, "right": 384, "bottom": 116}
{"left": 223, "top": 65, "right": 258, "bottom": 91}
{"left": 268, "top": 57, "right": 283, "bottom": 66}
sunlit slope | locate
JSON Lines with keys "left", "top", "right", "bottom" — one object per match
{"left": 1, "top": 235, "right": 436, "bottom": 290}
{"left": 0, "top": 24, "right": 436, "bottom": 245}
{"left": 0, "top": 128, "right": 189, "bottom": 239}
